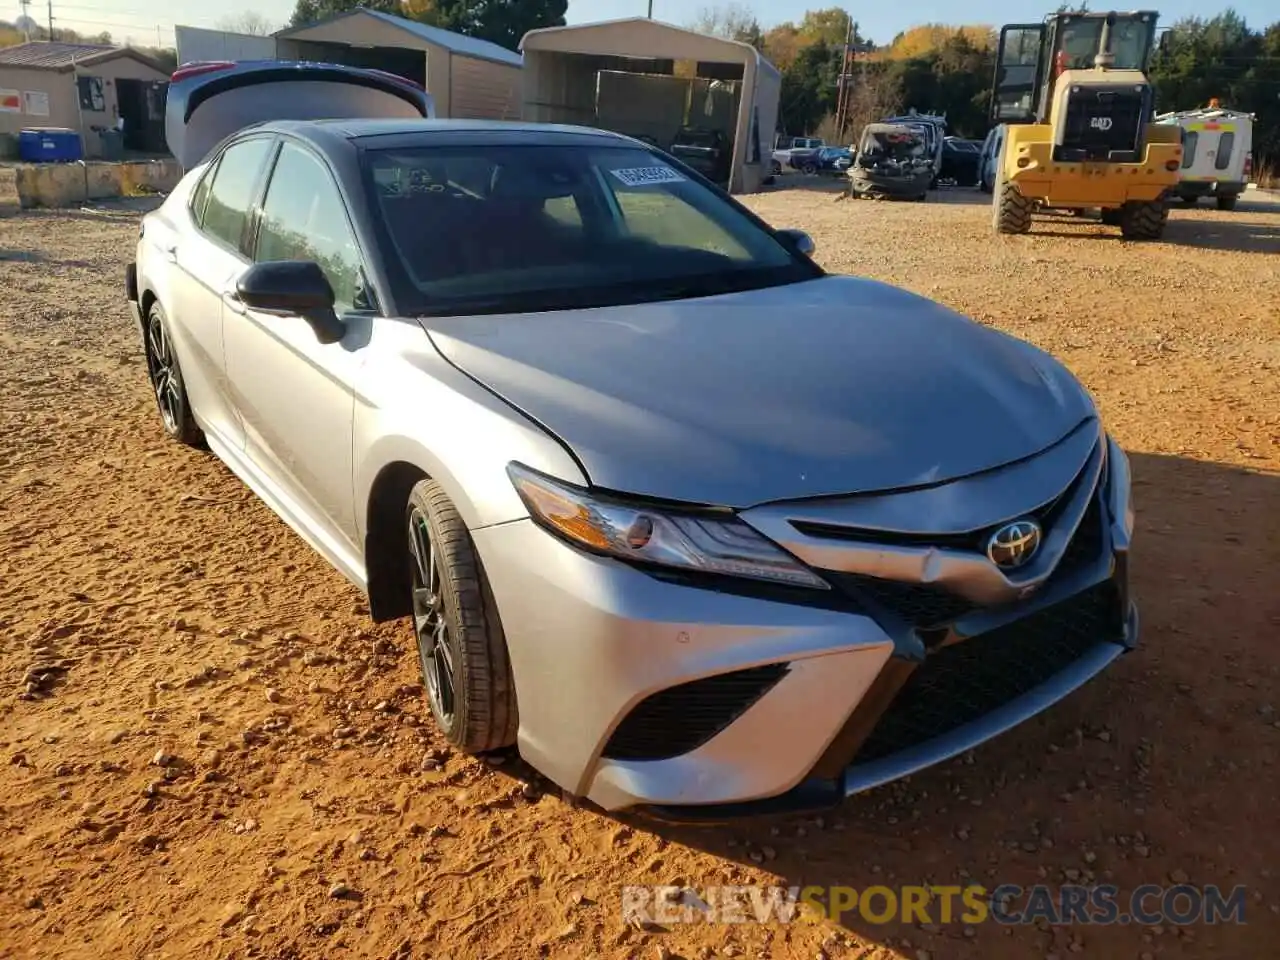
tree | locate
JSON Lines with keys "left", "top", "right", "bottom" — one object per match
{"left": 218, "top": 12, "right": 279, "bottom": 35}
{"left": 837, "top": 62, "right": 903, "bottom": 143}
{"left": 686, "top": 3, "right": 763, "bottom": 48}
{"left": 778, "top": 39, "right": 840, "bottom": 136}
{"left": 761, "top": 23, "right": 803, "bottom": 69}
{"left": 137, "top": 46, "right": 178, "bottom": 72}
{"left": 797, "top": 8, "right": 856, "bottom": 48}
{"left": 290, "top": 0, "right": 401, "bottom": 28}
{"left": 885, "top": 24, "right": 993, "bottom": 60}
{"left": 431, "top": 0, "right": 568, "bottom": 51}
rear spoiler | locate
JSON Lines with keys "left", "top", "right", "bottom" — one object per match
{"left": 171, "top": 60, "right": 433, "bottom": 123}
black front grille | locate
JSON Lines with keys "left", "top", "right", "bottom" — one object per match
{"left": 601, "top": 664, "right": 789, "bottom": 761}
{"left": 852, "top": 580, "right": 1125, "bottom": 764}
{"left": 1056, "top": 494, "right": 1104, "bottom": 578}
{"left": 1059, "top": 84, "right": 1149, "bottom": 160}
{"left": 826, "top": 573, "right": 976, "bottom": 629}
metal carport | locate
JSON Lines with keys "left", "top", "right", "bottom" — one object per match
{"left": 519, "top": 18, "right": 780, "bottom": 194}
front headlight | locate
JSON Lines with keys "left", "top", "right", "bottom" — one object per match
{"left": 508, "top": 464, "right": 829, "bottom": 590}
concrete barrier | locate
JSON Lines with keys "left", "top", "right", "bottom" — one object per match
{"left": 1, "top": 159, "right": 182, "bottom": 211}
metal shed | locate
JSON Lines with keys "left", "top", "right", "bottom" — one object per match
{"left": 275, "top": 8, "right": 522, "bottom": 120}
{"left": 519, "top": 18, "right": 780, "bottom": 194}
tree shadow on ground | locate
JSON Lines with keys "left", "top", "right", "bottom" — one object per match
{"left": 588, "top": 452, "right": 1278, "bottom": 960}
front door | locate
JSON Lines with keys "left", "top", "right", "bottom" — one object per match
{"left": 222, "top": 139, "right": 372, "bottom": 561}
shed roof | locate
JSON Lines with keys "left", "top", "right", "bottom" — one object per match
{"left": 0, "top": 41, "right": 168, "bottom": 73}
{"left": 276, "top": 8, "right": 523, "bottom": 68}
{"left": 520, "top": 18, "right": 781, "bottom": 79}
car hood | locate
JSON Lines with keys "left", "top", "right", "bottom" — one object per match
{"left": 422, "top": 276, "right": 1095, "bottom": 508}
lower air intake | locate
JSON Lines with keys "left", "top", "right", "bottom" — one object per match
{"left": 853, "top": 579, "right": 1125, "bottom": 765}
{"left": 602, "top": 663, "right": 790, "bottom": 762}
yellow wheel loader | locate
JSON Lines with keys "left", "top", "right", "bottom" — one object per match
{"left": 989, "top": 10, "right": 1182, "bottom": 240}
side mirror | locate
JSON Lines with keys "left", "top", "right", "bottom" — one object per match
{"left": 776, "top": 228, "right": 816, "bottom": 258}
{"left": 237, "top": 260, "right": 345, "bottom": 345}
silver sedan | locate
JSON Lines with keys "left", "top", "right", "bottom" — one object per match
{"left": 126, "top": 62, "right": 1137, "bottom": 819}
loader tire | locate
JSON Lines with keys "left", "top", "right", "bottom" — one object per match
{"left": 994, "top": 181, "right": 1032, "bottom": 235}
{"left": 1119, "top": 199, "right": 1168, "bottom": 241}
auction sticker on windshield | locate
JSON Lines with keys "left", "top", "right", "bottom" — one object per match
{"left": 610, "top": 166, "right": 687, "bottom": 187}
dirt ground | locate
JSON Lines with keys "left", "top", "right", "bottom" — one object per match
{"left": 1, "top": 185, "right": 1278, "bottom": 960}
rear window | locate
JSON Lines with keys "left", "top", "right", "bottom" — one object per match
{"left": 363, "top": 142, "right": 815, "bottom": 316}
{"left": 676, "top": 129, "right": 719, "bottom": 148}
{"left": 1215, "top": 131, "right": 1234, "bottom": 170}
{"left": 1181, "top": 129, "right": 1198, "bottom": 169}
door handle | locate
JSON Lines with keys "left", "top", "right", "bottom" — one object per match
{"left": 222, "top": 289, "right": 246, "bottom": 315}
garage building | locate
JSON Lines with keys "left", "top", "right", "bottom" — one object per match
{"left": 0, "top": 42, "right": 169, "bottom": 157}
{"left": 519, "top": 18, "right": 780, "bottom": 194}
{"left": 275, "top": 8, "right": 522, "bottom": 120}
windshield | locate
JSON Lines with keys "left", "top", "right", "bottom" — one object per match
{"left": 1055, "top": 16, "right": 1155, "bottom": 70}
{"left": 363, "top": 143, "right": 817, "bottom": 316}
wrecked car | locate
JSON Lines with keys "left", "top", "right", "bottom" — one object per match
{"left": 847, "top": 124, "right": 933, "bottom": 202}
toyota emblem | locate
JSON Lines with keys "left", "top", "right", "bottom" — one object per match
{"left": 987, "top": 519, "right": 1043, "bottom": 569}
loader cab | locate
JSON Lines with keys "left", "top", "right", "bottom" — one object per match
{"left": 990, "top": 11, "right": 1159, "bottom": 125}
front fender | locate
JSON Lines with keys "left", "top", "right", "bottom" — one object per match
{"left": 351, "top": 325, "right": 586, "bottom": 539}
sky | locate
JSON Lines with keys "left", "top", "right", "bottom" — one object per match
{"left": 18, "top": 0, "right": 1277, "bottom": 50}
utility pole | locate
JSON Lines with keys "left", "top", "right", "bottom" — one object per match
{"left": 46, "top": 0, "right": 54, "bottom": 40}
{"left": 647, "top": 0, "right": 653, "bottom": 18}
{"left": 835, "top": 12, "right": 854, "bottom": 142}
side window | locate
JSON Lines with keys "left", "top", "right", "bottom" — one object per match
{"left": 1181, "top": 130, "right": 1198, "bottom": 169}
{"left": 256, "top": 142, "right": 365, "bottom": 313}
{"left": 1215, "top": 131, "right": 1234, "bottom": 170}
{"left": 202, "top": 138, "right": 273, "bottom": 252}
{"left": 189, "top": 160, "right": 217, "bottom": 227}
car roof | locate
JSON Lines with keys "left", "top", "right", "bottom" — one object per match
{"left": 257, "top": 118, "right": 636, "bottom": 151}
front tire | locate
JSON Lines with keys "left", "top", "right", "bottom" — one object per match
{"left": 1216, "top": 193, "right": 1238, "bottom": 211}
{"left": 143, "top": 303, "right": 203, "bottom": 447}
{"left": 1119, "top": 199, "right": 1168, "bottom": 240}
{"left": 994, "top": 178, "right": 1032, "bottom": 235}
{"left": 406, "top": 479, "right": 517, "bottom": 753}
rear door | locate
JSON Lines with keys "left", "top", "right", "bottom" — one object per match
{"left": 165, "top": 60, "right": 435, "bottom": 170}
{"left": 166, "top": 134, "right": 276, "bottom": 450}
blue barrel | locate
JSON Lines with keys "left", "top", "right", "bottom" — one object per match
{"left": 18, "top": 128, "right": 83, "bottom": 162}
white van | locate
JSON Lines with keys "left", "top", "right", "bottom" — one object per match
{"left": 1155, "top": 104, "right": 1254, "bottom": 210}
{"left": 977, "top": 125, "right": 1007, "bottom": 193}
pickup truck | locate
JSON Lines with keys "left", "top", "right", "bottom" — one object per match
{"left": 669, "top": 126, "right": 732, "bottom": 187}
{"left": 771, "top": 136, "right": 826, "bottom": 174}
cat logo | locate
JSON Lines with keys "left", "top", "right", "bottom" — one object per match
{"left": 1089, "top": 116, "right": 1114, "bottom": 131}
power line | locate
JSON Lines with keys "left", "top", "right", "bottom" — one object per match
{"left": 49, "top": 16, "right": 175, "bottom": 31}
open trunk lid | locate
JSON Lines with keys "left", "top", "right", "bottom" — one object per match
{"left": 165, "top": 59, "right": 435, "bottom": 169}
